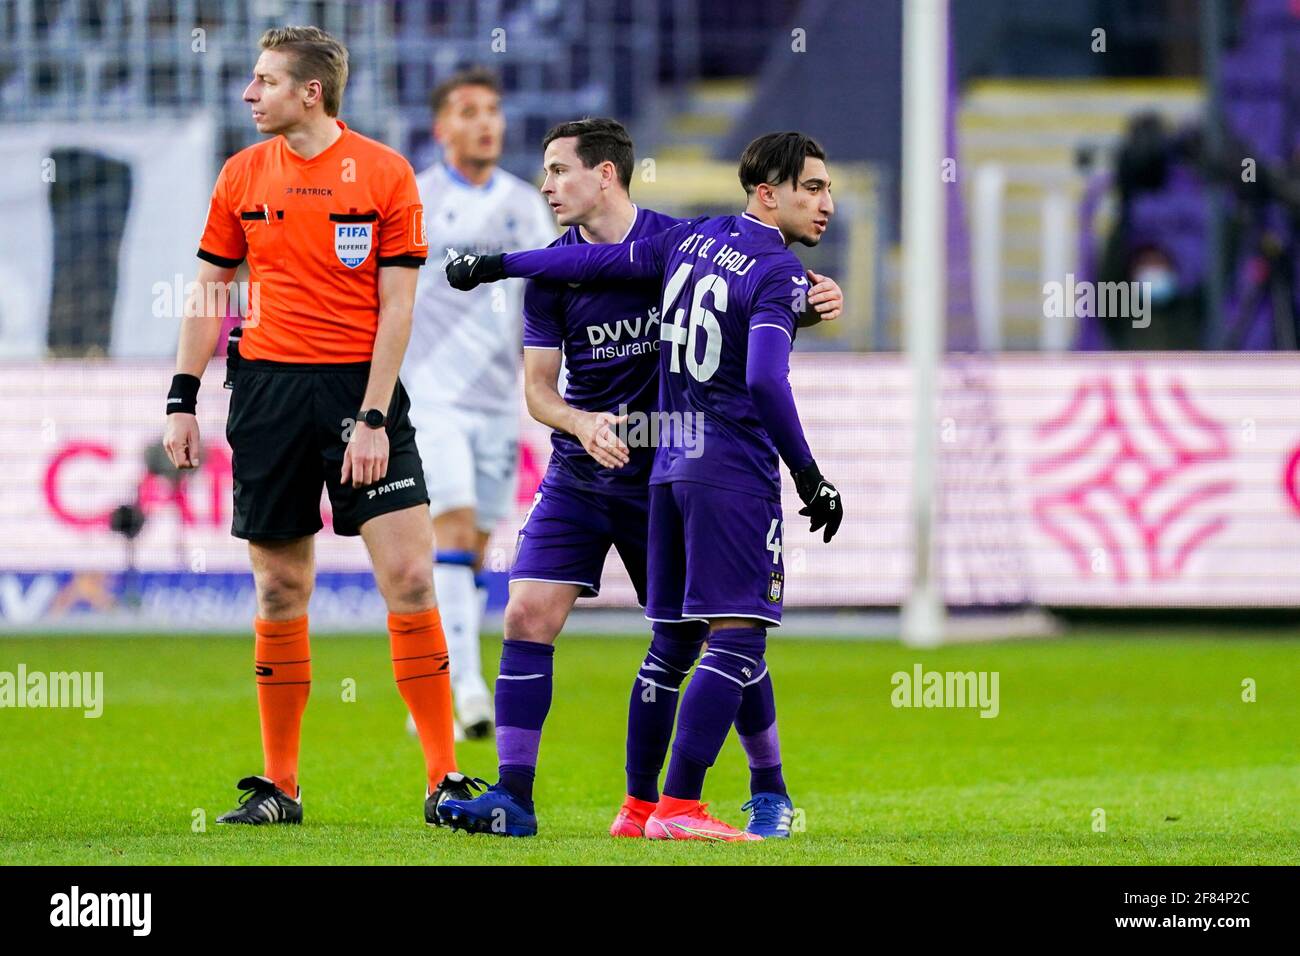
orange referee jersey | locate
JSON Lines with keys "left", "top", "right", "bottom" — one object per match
{"left": 198, "top": 120, "right": 428, "bottom": 363}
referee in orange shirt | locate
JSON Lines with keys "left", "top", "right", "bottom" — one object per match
{"left": 163, "top": 26, "right": 477, "bottom": 826}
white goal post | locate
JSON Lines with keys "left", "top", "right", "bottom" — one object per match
{"left": 900, "top": 0, "right": 948, "bottom": 647}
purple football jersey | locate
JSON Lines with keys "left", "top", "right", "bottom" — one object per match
{"left": 522, "top": 206, "right": 683, "bottom": 496}
{"left": 504, "top": 212, "right": 814, "bottom": 500}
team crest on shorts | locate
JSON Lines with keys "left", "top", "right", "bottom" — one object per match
{"left": 334, "top": 222, "right": 373, "bottom": 268}
{"left": 767, "top": 571, "right": 784, "bottom": 604}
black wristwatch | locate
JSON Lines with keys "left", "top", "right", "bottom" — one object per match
{"left": 360, "top": 408, "right": 386, "bottom": 429}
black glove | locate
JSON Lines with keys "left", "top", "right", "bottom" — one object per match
{"left": 444, "top": 250, "right": 506, "bottom": 291}
{"left": 792, "top": 461, "right": 842, "bottom": 543}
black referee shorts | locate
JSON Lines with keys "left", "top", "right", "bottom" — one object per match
{"left": 226, "top": 360, "right": 430, "bottom": 540}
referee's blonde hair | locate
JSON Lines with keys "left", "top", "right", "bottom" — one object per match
{"left": 260, "top": 26, "right": 349, "bottom": 117}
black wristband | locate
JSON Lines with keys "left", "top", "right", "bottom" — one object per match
{"left": 791, "top": 460, "right": 824, "bottom": 504}
{"left": 167, "top": 373, "right": 201, "bottom": 415}
{"left": 480, "top": 252, "right": 507, "bottom": 281}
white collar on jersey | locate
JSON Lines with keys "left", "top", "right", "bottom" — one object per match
{"left": 741, "top": 211, "right": 783, "bottom": 235}
{"left": 578, "top": 204, "right": 639, "bottom": 245}
{"left": 441, "top": 161, "right": 495, "bottom": 191}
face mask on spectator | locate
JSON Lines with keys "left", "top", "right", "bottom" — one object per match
{"left": 1134, "top": 266, "right": 1178, "bottom": 306}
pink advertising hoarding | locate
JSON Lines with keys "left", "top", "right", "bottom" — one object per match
{"left": 3, "top": 353, "right": 1299, "bottom": 613}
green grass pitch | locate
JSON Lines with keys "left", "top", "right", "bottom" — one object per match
{"left": 1, "top": 629, "right": 1296, "bottom": 865}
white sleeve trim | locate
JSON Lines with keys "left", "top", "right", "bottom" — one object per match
{"left": 523, "top": 344, "right": 562, "bottom": 350}
{"left": 751, "top": 323, "right": 794, "bottom": 342}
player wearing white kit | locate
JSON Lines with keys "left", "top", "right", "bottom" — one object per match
{"left": 403, "top": 67, "right": 556, "bottom": 738}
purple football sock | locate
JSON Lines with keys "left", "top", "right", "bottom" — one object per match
{"left": 663, "top": 626, "right": 766, "bottom": 802}
{"left": 625, "top": 621, "right": 706, "bottom": 802}
{"left": 735, "top": 668, "right": 786, "bottom": 797}
{"left": 495, "top": 639, "right": 555, "bottom": 805}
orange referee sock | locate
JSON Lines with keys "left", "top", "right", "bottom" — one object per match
{"left": 254, "top": 615, "right": 311, "bottom": 797}
{"left": 389, "top": 608, "right": 457, "bottom": 789}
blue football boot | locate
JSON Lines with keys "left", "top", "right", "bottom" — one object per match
{"left": 436, "top": 782, "right": 538, "bottom": 837}
{"left": 741, "top": 792, "right": 794, "bottom": 839}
